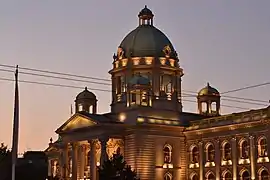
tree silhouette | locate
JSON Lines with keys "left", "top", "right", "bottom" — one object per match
{"left": 98, "top": 151, "right": 139, "bottom": 180}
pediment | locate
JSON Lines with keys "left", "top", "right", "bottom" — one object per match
{"left": 57, "top": 114, "right": 97, "bottom": 133}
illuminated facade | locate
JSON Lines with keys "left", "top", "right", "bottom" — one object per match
{"left": 45, "top": 6, "right": 270, "bottom": 180}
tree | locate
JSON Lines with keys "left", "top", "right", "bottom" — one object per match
{"left": 98, "top": 152, "right": 139, "bottom": 180}
{"left": 0, "top": 143, "right": 10, "bottom": 161}
{"left": 0, "top": 143, "right": 11, "bottom": 180}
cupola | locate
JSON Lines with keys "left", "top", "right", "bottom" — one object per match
{"left": 75, "top": 87, "right": 97, "bottom": 114}
{"left": 197, "top": 83, "right": 220, "bottom": 116}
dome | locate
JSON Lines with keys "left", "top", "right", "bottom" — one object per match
{"left": 117, "top": 6, "right": 177, "bottom": 59}
{"left": 198, "top": 83, "right": 220, "bottom": 96}
{"left": 76, "top": 87, "right": 96, "bottom": 100}
{"left": 129, "top": 75, "right": 151, "bottom": 86}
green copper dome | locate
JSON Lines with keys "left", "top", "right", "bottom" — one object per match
{"left": 118, "top": 6, "right": 178, "bottom": 59}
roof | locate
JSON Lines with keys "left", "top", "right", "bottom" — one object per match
{"left": 119, "top": 22, "right": 177, "bottom": 59}
{"left": 198, "top": 83, "right": 220, "bottom": 96}
{"left": 76, "top": 87, "right": 96, "bottom": 100}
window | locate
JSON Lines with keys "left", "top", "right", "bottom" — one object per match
{"left": 223, "top": 142, "right": 231, "bottom": 161}
{"left": 240, "top": 140, "right": 249, "bottom": 159}
{"left": 258, "top": 137, "right": 268, "bottom": 157}
{"left": 223, "top": 171, "right": 232, "bottom": 180}
{"left": 164, "top": 173, "right": 172, "bottom": 180}
{"left": 120, "top": 76, "right": 126, "bottom": 92}
{"left": 206, "top": 144, "right": 215, "bottom": 162}
{"left": 241, "top": 170, "right": 250, "bottom": 180}
{"left": 141, "top": 91, "right": 148, "bottom": 106}
{"left": 160, "top": 75, "right": 173, "bottom": 96}
{"left": 206, "top": 172, "right": 215, "bottom": 180}
{"left": 191, "top": 174, "right": 199, "bottom": 180}
{"left": 190, "top": 146, "right": 199, "bottom": 163}
{"left": 163, "top": 145, "right": 172, "bottom": 164}
{"left": 260, "top": 169, "right": 269, "bottom": 180}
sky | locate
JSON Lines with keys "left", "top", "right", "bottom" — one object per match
{"left": 0, "top": 0, "right": 269, "bottom": 152}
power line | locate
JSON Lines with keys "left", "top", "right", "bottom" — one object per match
{"left": 0, "top": 77, "right": 259, "bottom": 110}
{"left": 221, "top": 82, "right": 270, "bottom": 94}
{"left": 0, "top": 63, "right": 268, "bottom": 105}
{"left": 0, "top": 68, "right": 111, "bottom": 86}
{"left": 0, "top": 64, "right": 111, "bottom": 82}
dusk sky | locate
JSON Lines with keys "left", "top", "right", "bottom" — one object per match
{"left": 0, "top": 0, "right": 269, "bottom": 152}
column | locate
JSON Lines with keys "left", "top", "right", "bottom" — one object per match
{"left": 249, "top": 135, "right": 256, "bottom": 180}
{"left": 99, "top": 137, "right": 109, "bottom": 167}
{"left": 214, "top": 139, "right": 220, "bottom": 180}
{"left": 63, "top": 144, "right": 69, "bottom": 179}
{"left": 79, "top": 145, "right": 86, "bottom": 179}
{"left": 48, "top": 159, "right": 52, "bottom": 178}
{"left": 71, "top": 142, "right": 78, "bottom": 180}
{"left": 231, "top": 137, "right": 237, "bottom": 180}
{"left": 89, "top": 140, "right": 97, "bottom": 180}
{"left": 198, "top": 141, "right": 204, "bottom": 180}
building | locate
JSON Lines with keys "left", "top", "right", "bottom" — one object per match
{"left": 45, "top": 6, "right": 270, "bottom": 180}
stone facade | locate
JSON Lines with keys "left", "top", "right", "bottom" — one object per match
{"left": 45, "top": 6, "right": 270, "bottom": 180}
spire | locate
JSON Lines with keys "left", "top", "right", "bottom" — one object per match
{"left": 11, "top": 65, "right": 20, "bottom": 180}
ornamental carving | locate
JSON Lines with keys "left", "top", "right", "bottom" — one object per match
{"left": 117, "top": 47, "right": 124, "bottom": 59}
{"left": 163, "top": 45, "right": 171, "bottom": 57}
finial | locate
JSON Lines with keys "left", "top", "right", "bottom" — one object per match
{"left": 113, "top": 53, "right": 117, "bottom": 61}
{"left": 145, "top": 5, "right": 147, "bottom": 8}
{"left": 207, "top": 82, "right": 210, "bottom": 87}
{"left": 49, "top": 137, "right": 53, "bottom": 144}
{"left": 85, "top": 87, "right": 88, "bottom": 90}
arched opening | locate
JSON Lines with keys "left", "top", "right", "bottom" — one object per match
{"left": 206, "top": 144, "right": 215, "bottom": 162}
{"left": 191, "top": 174, "right": 199, "bottom": 180}
{"left": 78, "top": 104, "right": 83, "bottom": 111}
{"left": 207, "top": 172, "right": 215, "bottom": 180}
{"left": 223, "top": 171, "right": 232, "bottom": 180}
{"left": 223, "top": 142, "right": 231, "bottom": 161}
{"left": 191, "top": 146, "right": 199, "bottom": 163}
{"left": 201, "top": 102, "right": 207, "bottom": 113}
{"left": 258, "top": 137, "right": 268, "bottom": 157}
{"left": 241, "top": 170, "right": 250, "bottom": 180}
{"left": 163, "top": 144, "right": 172, "bottom": 164}
{"left": 211, "top": 102, "right": 217, "bottom": 112}
{"left": 240, "top": 140, "right": 249, "bottom": 159}
{"left": 164, "top": 172, "right": 172, "bottom": 180}
{"left": 260, "top": 169, "right": 269, "bottom": 180}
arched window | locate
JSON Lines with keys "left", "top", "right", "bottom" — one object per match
{"left": 258, "top": 137, "right": 268, "bottom": 157}
{"left": 223, "top": 142, "right": 231, "bottom": 161}
{"left": 163, "top": 144, "right": 172, "bottom": 164}
{"left": 190, "top": 174, "right": 199, "bottom": 180}
{"left": 240, "top": 140, "right": 249, "bottom": 159}
{"left": 241, "top": 170, "right": 250, "bottom": 180}
{"left": 164, "top": 173, "right": 172, "bottom": 180}
{"left": 206, "top": 172, "right": 215, "bottom": 180}
{"left": 206, "top": 144, "right": 215, "bottom": 162}
{"left": 223, "top": 170, "right": 232, "bottom": 180}
{"left": 190, "top": 146, "right": 199, "bottom": 163}
{"left": 260, "top": 169, "right": 269, "bottom": 180}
